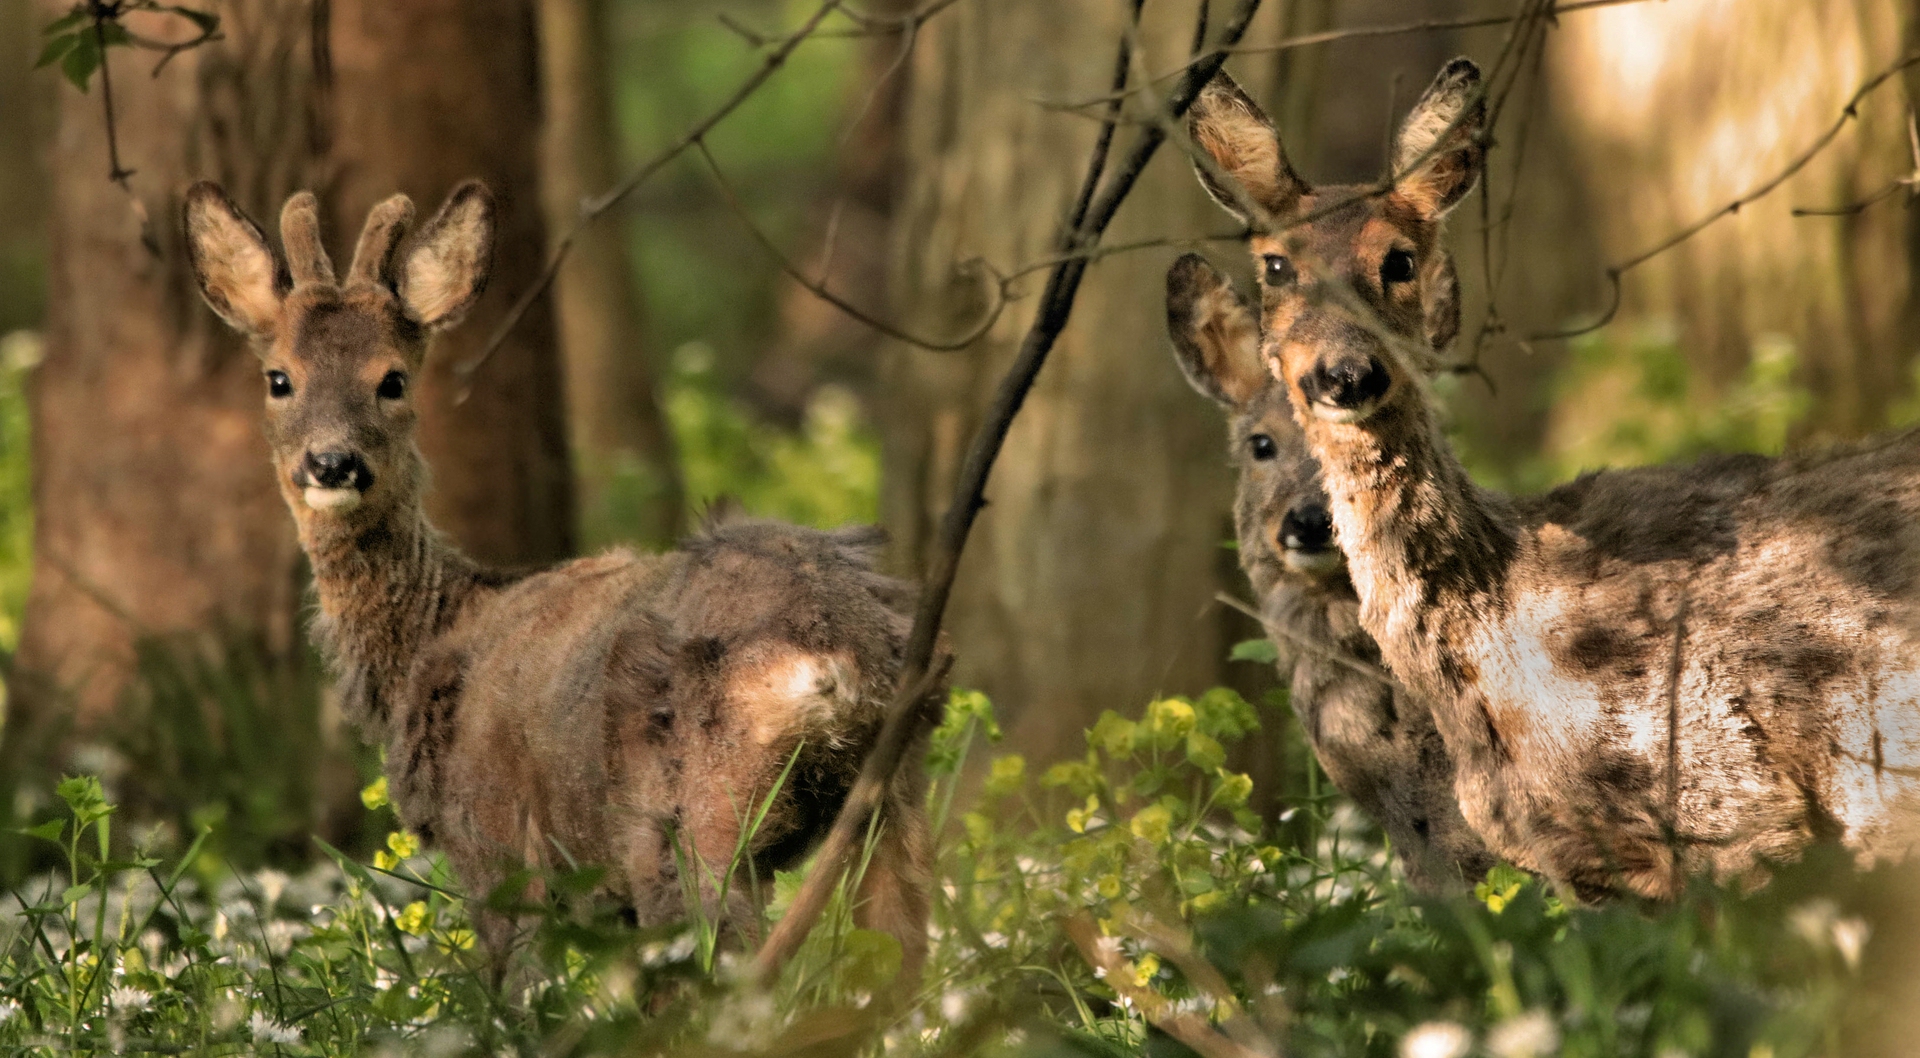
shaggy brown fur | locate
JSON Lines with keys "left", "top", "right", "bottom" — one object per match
{"left": 1166, "top": 253, "right": 1492, "bottom": 891}
{"left": 1186, "top": 60, "right": 1920, "bottom": 900}
{"left": 184, "top": 182, "right": 935, "bottom": 975}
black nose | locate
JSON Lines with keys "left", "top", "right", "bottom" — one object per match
{"left": 1280, "top": 504, "right": 1334, "bottom": 551}
{"left": 1299, "top": 354, "right": 1391, "bottom": 410}
{"left": 304, "top": 451, "right": 371, "bottom": 491}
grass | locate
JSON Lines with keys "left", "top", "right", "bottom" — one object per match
{"left": 2, "top": 685, "right": 1912, "bottom": 1057}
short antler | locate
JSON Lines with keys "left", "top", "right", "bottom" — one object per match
{"left": 279, "top": 191, "right": 335, "bottom": 287}
{"left": 347, "top": 193, "right": 416, "bottom": 288}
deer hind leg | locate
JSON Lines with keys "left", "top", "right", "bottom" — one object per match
{"left": 853, "top": 785, "right": 933, "bottom": 988}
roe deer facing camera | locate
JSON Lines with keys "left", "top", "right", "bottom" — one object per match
{"left": 184, "top": 181, "right": 936, "bottom": 976}
{"left": 1167, "top": 253, "right": 1492, "bottom": 891}
{"left": 1185, "top": 58, "right": 1920, "bottom": 900}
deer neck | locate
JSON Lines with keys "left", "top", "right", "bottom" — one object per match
{"left": 1300, "top": 383, "right": 1516, "bottom": 697}
{"left": 290, "top": 462, "right": 486, "bottom": 742}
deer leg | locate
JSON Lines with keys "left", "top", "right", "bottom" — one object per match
{"left": 853, "top": 793, "right": 933, "bottom": 988}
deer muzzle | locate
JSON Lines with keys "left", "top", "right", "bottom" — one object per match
{"left": 294, "top": 450, "right": 373, "bottom": 513}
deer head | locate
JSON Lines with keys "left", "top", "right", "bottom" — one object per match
{"left": 1166, "top": 253, "right": 1344, "bottom": 594}
{"left": 1185, "top": 59, "right": 1484, "bottom": 425}
{"left": 184, "top": 182, "right": 495, "bottom": 525}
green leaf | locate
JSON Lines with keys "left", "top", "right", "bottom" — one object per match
{"left": 1229, "top": 638, "right": 1280, "bottom": 665}
{"left": 60, "top": 31, "right": 99, "bottom": 92}
{"left": 60, "top": 883, "right": 93, "bottom": 906}
{"left": 18, "top": 819, "right": 65, "bottom": 844}
{"left": 97, "top": 20, "right": 132, "bottom": 47}
{"left": 42, "top": 6, "right": 88, "bottom": 35}
{"left": 34, "top": 33, "right": 78, "bottom": 69}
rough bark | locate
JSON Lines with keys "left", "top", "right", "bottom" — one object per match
{"left": 327, "top": 0, "right": 574, "bottom": 565}
{"left": 879, "top": 1, "right": 1253, "bottom": 768}
{"left": 537, "top": 0, "right": 682, "bottom": 547}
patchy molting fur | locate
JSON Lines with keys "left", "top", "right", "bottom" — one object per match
{"left": 184, "top": 182, "right": 937, "bottom": 976}
{"left": 1165, "top": 253, "right": 1493, "bottom": 891}
{"left": 1186, "top": 60, "right": 1920, "bottom": 900}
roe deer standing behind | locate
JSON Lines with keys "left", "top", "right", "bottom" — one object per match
{"left": 1167, "top": 253, "right": 1491, "bottom": 890}
{"left": 184, "top": 181, "right": 936, "bottom": 974}
{"left": 1185, "top": 59, "right": 1920, "bottom": 900}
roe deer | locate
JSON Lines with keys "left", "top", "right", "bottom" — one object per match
{"left": 1167, "top": 252, "right": 1492, "bottom": 891}
{"left": 183, "top": 181, "right": 936, "bottom": 975}
{"left": 1185, "top": 59, "right": 1920, "bottom": 899}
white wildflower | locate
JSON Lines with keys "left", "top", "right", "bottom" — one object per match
{"left": 1401, "top": 1021, "right": 1473, "bottom": 1058}
{"left": 1833, "top": 916, "right": 1871, "bottom": 970}
{"left": 0, "top": 998, "right": 20, "bottom": 1023}
{"left": 253, "top": 869, "right": 290, "bottom": 907}
{"left": 1790, "top": 899, "right": 1839, "bottom": 948}
{"left": 110, "top": 985, "right": 152, "bottom": 1012}
{"left": 982, "top": 931, "right": 1010, "bottom": 949}
{"left": 940, "top": 990, "right": 969, "bottom": 1023}
{"left": 1487, "top": 1010, "right": 1559, "bottom": 1058}
{"left": 249, "top": 1010, "right": 303, "bottom": 1045}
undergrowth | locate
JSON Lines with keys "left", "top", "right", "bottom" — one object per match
{"left": 3, "top": 682, "right": 1911, "bottom": 1057}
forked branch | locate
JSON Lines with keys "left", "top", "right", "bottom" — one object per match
{"left": 748, "top": 0, "right": 1267, "bottom": 986}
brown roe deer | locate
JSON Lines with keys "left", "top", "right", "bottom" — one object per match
{"left": 184, "top": 181, "right": 935, "bottom": 974}
{"left": 1167, "top": 253, "right": 1492, "bottom": 891}
{"left": 1185, "top": 59, "right": 1920, "bottom": 899}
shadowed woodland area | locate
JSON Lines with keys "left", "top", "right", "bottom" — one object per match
{"left": 5, "top": 0, "right": 1920, "bottom": 1054}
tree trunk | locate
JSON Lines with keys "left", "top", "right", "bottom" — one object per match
{"left": 537, "top": 0, "right": 682, "bottom": 548}
{"left": 1545, "top": 0, "right": 1919, "bottom": 442}
{"left": 327, "top": 0, "right": 574, "bottom": 565}
{"left": 11, "top": 0, "right": 322, "bottom": 751}
{"left": 879, "top": 1, "right": 1253, "bottom": 768}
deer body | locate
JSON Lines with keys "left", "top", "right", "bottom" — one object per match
{"left": 186, "top": 183, "right": 932, "bottom": 971}
{"left": 1187, "top": 61, "right": 1920, "bottom": 898}
{"left": 1166, "top": 253, "right": 1492, "bottom": 891}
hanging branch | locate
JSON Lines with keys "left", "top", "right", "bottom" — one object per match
{"left": 747, "top": 0, "right": 1267, "bottom": 986}
{"left": 1534, "top": 49, "right": 1920, "bottom": 342}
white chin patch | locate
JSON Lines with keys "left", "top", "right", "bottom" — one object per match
{"left": 303, "top": 487, "right": 364, "bottom": 513}
{"left": 1310, "top": 401, "right": 1373, "bottom": 425}
{"left": 1283, "top": 549, "right": 1345, "bottom": 577}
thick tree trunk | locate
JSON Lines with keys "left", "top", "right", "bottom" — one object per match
{"left": 12, "top": 0, "right": 321, "bottom": 749}
{"left": 879, "top": 1, "right": 1250, "bottom": 768}
{"left": 328, "top": 0, "right": 574, "bottom": 565}
{"left": 537, "top": 0, "right": 682, "bottom": 547}
{"left": 1545, "top": 0, "right": 1919, "bottom": 441}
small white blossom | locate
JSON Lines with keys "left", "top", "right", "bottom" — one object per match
{"left": 1401, "top": 1021, "right": 1473, "bottom": 1058}
{"left": 1487, "top": 1010, "right": 1558, "bottom": 1058}
{"left": 1833, "top": 916, "right": 1871, "bottom": 970}
{"left": 0, "top": 998, "right": 20, "bottom": 1023}
{"left": 248, "top": 1010, "right": 303, "bottom": 1045}
{"left": 109, "top": 985, "right": 152, "bottom": 1012}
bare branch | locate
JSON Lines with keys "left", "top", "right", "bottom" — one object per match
{"left": 1066, "top": 913, "right": 1278, "bottom": 1058}
{"left": 693, "top": 139, "right": 1007, "bottom": 351}
{"left": 1536, "top": 49, "right": 1920, "bottom": 342}
{"left": 747, "top": 0, "right": 1268, "bottom": 986}
{"left": 453, "top": 0, "right": 847, "bottom": 392}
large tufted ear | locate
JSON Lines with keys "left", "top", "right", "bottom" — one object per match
{"left": 1185, "top": 69, "right": 1309, "bottom": 226}
{"left": 184, "top": 182, "right": 288, "bottom": 338}
{"left": 1392, "top": 58, "right": 1486, "bottom": 220}
{"left": 398, "top": 181, "right": 495, "bottom": 330}
{"left": 1166, "top": 253, "right": 1265, "bottom": 407}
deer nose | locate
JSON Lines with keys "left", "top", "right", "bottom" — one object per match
{"left": 304, "top": 451, "right": 372, "bottom": 491}
{"left": 1280, "top": 504, "right": 1334, "bottom": 552}
{"left": 1298, "top": 354, "right": 1390, "bottom": 414}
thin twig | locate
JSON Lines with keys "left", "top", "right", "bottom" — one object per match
{"left": 747, "top": 0, "right": 1267, "bottom": 985}
{"left": 1213, "top": 592, "right": 1407, "bottom": 694}
{"left": 1066, "top": 913, "right": 1276, "bottom": 1058}
{"left": 453, "top": 0, "right": 847, "bottom": 391}
{"left": 1536, "top": 49, "right": 1920, "bottom": 341}
{"left": 694, "top": 139, "right": 1006, "bottom": 350}
{"left": 92, "top": 6, "right": 134, "bottom": 189}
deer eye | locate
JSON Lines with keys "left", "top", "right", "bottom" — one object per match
{"left": 1261, "top": 254, "right": 1296, "bottom": 287}
{"left": 1381, "top": 248, "right": 1416, "bottom": 286}
{"left": 377, "top": 371, "right": 408, "bottom": 400}
{"left": 265, "top": 370, "right": 292, "bottom": 399}
{"left": 1248, "top": 433, "right": 1278, "bottom": 461}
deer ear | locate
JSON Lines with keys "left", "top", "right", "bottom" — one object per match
{"left": 1393, "top": 58, "right": 1486, "bottom": 220}
{"left": 399, "top": 181, "right": 495, "bottom": 330}
{"left": 184, "top": 182, "right": 288, "bottom": 338}
{"left": 1422, "top": 249, "right": 1461, "bottom": 352}
{"left": 1185, "top": 70, "right": 1307, "bottom": 225}
{"left": 1167, "top": 253, "right": 1265, "bottom": 407}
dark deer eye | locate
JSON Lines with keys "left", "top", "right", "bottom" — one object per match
{"left": 376, "top": 371, "right": 408, "bottom": 400}
{"left": 1248, "top": 433, "right": 1278, "bottom": 461}
{"left": 1262, "top": 254, "right": 1296, "bottom": 287}
{"left": 265, "top": 370, "right": 292, "bottom": 399}
{"left": 1381, "top": 248, "right": 1416, "bottom": 285}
